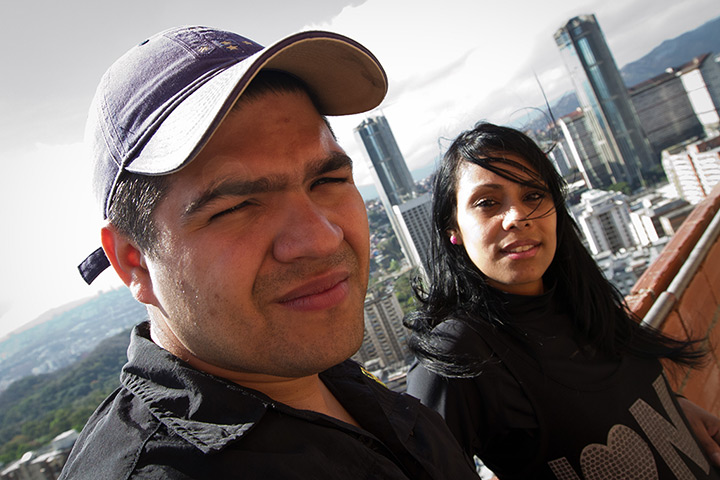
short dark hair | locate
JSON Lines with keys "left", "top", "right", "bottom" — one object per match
{"left": 107, "top": 71, "right": 320, "bottom": 253}
{"left": 107, "top": 172, "right": 169, "bottom": 254}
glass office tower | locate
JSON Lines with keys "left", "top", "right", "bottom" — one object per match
{"left": 354, "top": 115, "right": 417, "bottom": 208}
{"left": 555, "top": 14, "right": 656, "bottom": 190}
{"left": 355, "top": 114, "right": 433, "bottom": 271}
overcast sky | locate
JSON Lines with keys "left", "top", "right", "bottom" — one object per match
{"left": 1, "top": 0, "right": 719, "bottom": 338}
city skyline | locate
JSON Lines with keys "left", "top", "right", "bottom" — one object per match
{"left": 1, "top": 0, "right": 719, "bottom": 337}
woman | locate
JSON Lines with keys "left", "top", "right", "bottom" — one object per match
{"left": 405, "top": 122, "right": 720, "bottom": 479}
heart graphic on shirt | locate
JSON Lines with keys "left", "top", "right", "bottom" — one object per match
{"left": 580, "top": 424, "right": 658, "bottom": 480}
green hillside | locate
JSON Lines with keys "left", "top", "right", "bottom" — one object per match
{"left": 0, "top": 329, "right": 130, "bottom": 464}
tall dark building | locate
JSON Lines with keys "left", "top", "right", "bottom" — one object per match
{"left": 554, "top": 14, "right": 656, "bottom": 190}
{"left": 355, "top": 114, "right": 433, "bottom": 271}
{"left": 629, "top": 64, "right": 705, "bottom": 155}
{"left": 629, "top": 53, "right": 720, "bottom": 154}
{"left": 354, "top": 115, "right": 416, "bottom": 207}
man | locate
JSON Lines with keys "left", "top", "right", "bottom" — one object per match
{"left": 61, "top": 26, "right": 479, "bottom": 479}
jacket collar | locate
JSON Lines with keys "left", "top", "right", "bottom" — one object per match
{"left": 121, "top": 322, "right": 269, "bottom": 453}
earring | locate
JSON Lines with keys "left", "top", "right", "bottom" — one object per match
{"left": 450, "top": 234, "right": 458, "bottom": 245}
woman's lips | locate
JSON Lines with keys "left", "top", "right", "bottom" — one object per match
{"left": 500, "top": 241, "right": 540, "bottom": 259}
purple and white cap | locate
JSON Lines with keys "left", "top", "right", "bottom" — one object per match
{"left": 79, "top": 26, "right": 388, "bottom": 284}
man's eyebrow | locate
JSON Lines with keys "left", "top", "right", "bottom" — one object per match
{"left": 183, "top": 177, "right": 280, "bottom": 219}
{"left": 182, "top": 152, "right": 353, "bottom": 219}
{"left": 305, "top": 152, "right": 353, "bottom": 181}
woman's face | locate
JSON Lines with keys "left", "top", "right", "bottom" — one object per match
{"left": 452, "top": 153, "right": 557, "bottom": 295}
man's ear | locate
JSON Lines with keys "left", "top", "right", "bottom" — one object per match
{"left": 101, "top": 224, "right": 159, "bottom": 307}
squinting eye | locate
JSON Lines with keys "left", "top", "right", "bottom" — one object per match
{"left": 210, "top": 201, "right": 252, "bottom": 221}
{"left": 312, "top": 176, "right": 348, "bottom": 188}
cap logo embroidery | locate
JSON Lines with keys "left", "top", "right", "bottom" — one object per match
{"left": 219, "top": 40, "right": 239, "bottom": 51}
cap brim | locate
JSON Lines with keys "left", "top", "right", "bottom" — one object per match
{"left": 126, "top": 31, "right": 387, "bottom": 176}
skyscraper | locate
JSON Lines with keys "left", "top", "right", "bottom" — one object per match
{"left": 392, "top": 193, "right": 433, "bottom": 270}
{"left": 629, "top": 66, "right": 705, "bottom": 155}
{"left": 554, "top": 14, "right": 656, "bottom": 191}
{"left": 355, "top": 115, "right": 417, "bottom": 207}
{"left": 628, "top": 54, "right": 719, "bottom": 154}
{"left": 355, "top": 114, "right": 432, "bottom": 270}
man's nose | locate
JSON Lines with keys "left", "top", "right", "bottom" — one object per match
{"left": 272, "top": 194, "right": 343, "bottom": 262}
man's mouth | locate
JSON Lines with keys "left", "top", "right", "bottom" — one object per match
{"left": 277, "top": 271, "right": 351, "bottom": 312}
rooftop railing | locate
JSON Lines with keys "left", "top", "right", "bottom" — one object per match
{"left": 626, "top": 182, "right": 720, "bottom": 415}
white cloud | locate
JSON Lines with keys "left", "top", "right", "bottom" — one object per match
{"left": 2, "top": 0, "right": 719, "bottom": 336}
{"left": 0, "top": 142, "right": 123, "bottom": 336}
{"left": 313, "top": 0, "right": 720, "bottom": 186}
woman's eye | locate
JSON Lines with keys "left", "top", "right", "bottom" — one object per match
{"left": 475, "top": 198, "right": 497, "bottom": 208}
{"left": 526, "top": 191, "right": 546, "bottom": 203}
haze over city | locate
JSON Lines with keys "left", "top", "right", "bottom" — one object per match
{"left": 1, "top": 0, "right": 719, "bottom": 338}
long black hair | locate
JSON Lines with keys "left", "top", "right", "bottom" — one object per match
{"left": 405, "top": 122, "right": 705, "bottom": 377}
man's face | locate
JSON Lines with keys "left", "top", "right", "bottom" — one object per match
{"left": 144, "top": 90, "right": 370, "bottom": 379}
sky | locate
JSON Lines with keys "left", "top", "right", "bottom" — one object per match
{"left": 1, "top": 0, "right": 719, "bottom": 338}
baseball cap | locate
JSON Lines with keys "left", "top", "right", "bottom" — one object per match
{"left": 78, "top": 26, "right": 388, "bottom": 284}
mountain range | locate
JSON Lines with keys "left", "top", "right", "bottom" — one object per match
{"left": 0, "top": 288, "right": 145, "bottom": 392}
{"left": 620, "top": 15, "right": 720, "bottom": 88}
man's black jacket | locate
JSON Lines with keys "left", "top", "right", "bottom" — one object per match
{"left": 59, "top": 322, "right": 478, "bottom": 479}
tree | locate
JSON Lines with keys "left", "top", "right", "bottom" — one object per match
{"left": 608, "top": 181, "right": 631, "bottom": 195}
{"left": 0, "top": 330, "right": 130, "bottom": 463}
{"left": 393, "top": 271, "right": 419, "bottom": 315}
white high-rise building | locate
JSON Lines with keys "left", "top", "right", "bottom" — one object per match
{"left": 573, "top": 189, "right": 640, "bottom": 255}
{"left": 662, "top": 136, "right": 720, "bottom": 205}
{"left": 353, "top": 290, "right": 411, "bottom": 371}
{"left": 355, "top": 114, "right": 433, "bottom": 271}
{"left": 628, "top": 194, "right": 691, "bottom": 246}
{"left": 680, "top": 54, "right": 720, "bottom": 135}
{"left": 392, "top": 193, "right": 433, "bottom": 272}
{"left": 556, "top": 111, "right": 605, "bottom": 189}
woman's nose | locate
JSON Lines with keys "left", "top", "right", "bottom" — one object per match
{"left": 502, "top": 204, "right": 531, "bottom": 230}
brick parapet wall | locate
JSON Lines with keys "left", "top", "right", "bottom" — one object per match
{"left": 626, "top": 182, "right": 720, "bottom": 415}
